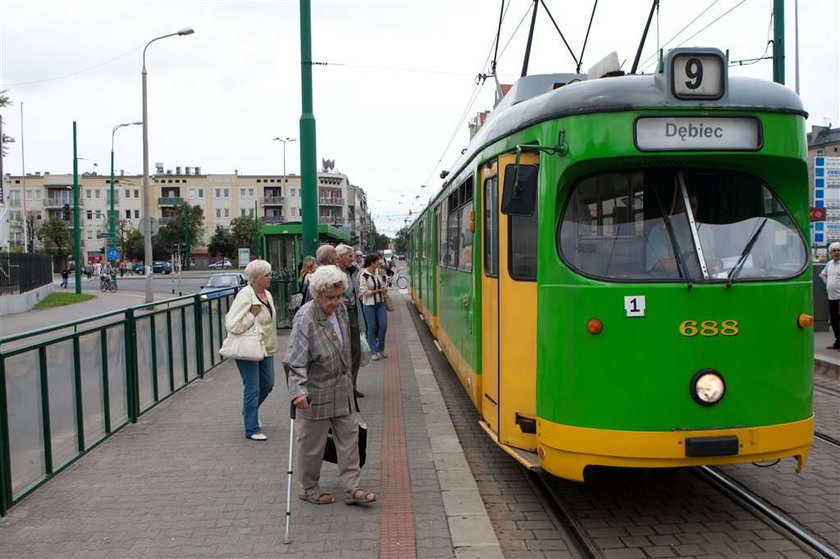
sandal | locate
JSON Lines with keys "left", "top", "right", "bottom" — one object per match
{"left": 300, "top": 492, "right": 335, "bottom": 505}
{"left": 371, "top": 354, "right": 381, "bottom": 361}
{"left": 345, "top": 488, "right": 376, "bottom": 505}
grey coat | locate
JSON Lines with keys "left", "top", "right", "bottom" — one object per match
{"left": 283, "top": 300, "right": 355, "bottom": 420}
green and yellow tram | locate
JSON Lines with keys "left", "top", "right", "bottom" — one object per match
{"left": 407, "top": 47, "right": 813, "bottom": 482}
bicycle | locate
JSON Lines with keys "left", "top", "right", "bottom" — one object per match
{"left": 385, "top": 271, "right": 408, "bottom": 290}
{"left": 99, "top": 275, "right": 117, "bottom": 293}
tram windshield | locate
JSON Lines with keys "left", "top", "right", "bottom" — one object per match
{"left": 558, "top": 169, "right": 808, "bottom": 283}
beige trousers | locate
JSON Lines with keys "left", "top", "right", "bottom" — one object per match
{"left": 296, "top": 413, "right": 361, "bottom": 495}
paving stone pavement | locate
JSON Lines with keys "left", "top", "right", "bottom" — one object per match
{"left": 0, "top": 291, "right": 500, "bottom": 558}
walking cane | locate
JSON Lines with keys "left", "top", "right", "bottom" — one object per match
{"left": 283, "top": 393, "right": 311, "bottom": 544}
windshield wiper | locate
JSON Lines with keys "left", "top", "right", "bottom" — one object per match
{"left": 654, "top": 187, "right": 692, "bottom": 288}
{"left": 726, "top": 218, "right": 768, "bottom": 288}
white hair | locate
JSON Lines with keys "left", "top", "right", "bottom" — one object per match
{"left": 830, "top": 242, "right": 840, "bottom": 252}
{"left": 336, "top": 244, "right": 353, "bottom": 257}
{"left": 243, "top": 259, "right": 271, "bottom": 283}
{"left": 308, "top": 265, "right": 347, "bottom": 295}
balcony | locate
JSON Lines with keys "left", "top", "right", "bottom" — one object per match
{"left": 319, "top": 197, "right": 344, "bottom": 206}
{"left": 261, "top": 196, "right": 285, "bottom": 206}
{"left": 321, "top": 217, "right": 344, "bottom": 226}
{"left": 44, "top": 197, "right": 77, "bottom": 209}
{"left": 263, "top": 215, "right": 285, "bottom": 224}
{"left": 8, "top": 219, "right": 23, "bottom": 229}
{"left": 158, "top": 197, "right": 183, "bottom": 207}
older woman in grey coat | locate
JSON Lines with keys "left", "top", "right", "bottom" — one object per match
{"left": 284, "top": 265, "right": 376, "bottom": 506}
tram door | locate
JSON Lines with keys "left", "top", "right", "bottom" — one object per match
{"left": 481, "top": 161, "right": 500, "bottom": 432}
{"left": 498, "top": 153, "right": 539, "bottom": 451}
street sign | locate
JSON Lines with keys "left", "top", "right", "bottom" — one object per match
{"left": 107, "top": 248, "right": 121, "bottom": 261}
{"left": 810, "top": 207, "right": 827, "bottom": 222}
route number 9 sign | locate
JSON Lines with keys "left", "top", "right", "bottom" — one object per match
{"left": 671, "top": 53, "right": 724, "bottom": 100}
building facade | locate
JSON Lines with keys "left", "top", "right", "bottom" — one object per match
{"left": 1, "top": 166, "right": 373, "bottom": 258}
{"left": 808, "top": 125, "right": 840, "bottom": 251}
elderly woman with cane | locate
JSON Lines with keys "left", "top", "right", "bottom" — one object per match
{"left": 224, "top": 259, "right": 277, "bottom": 441}
{"left": 283, "top": 265, "right": 376, "bottom": 506}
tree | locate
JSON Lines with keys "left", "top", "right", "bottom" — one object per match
{"left": 123, "top": 229, "right": 144, "bottom": 260}
{"left": 393, "top": 226, "right": 408, "bottom": 254}
{"left": 157, "top": 203, "right": 204, "bottom": 257}
{"left": 374, "top": 233, "right": 390, "bottom": 250}
{"left": 230, "top": 214, "right": 262, "bottom": 253}
{"left": 207, "top": 225, "right": 235, "bottom": 258}
{"left": 36, "top": 217, "right": 72, "bottom": 266}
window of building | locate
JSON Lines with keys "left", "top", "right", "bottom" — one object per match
{"left": 241, "top": 209, "right": 247, "bottom": 216}
{"left": 223, "top": 188, "right": 229, "bottom": 198}
{"left": 125, "top": 210, "right": 131, "bottom": 218}
{"left": 134, "top": 189, "right": 139, "bottom": 198}
{"left": 95, "top": 190, "right": 101, "bottom": 198}
{"left": 134, "top": 210, "right": 139, "bottom": 218}
{"left": 249, "top": 188, "right": 254, "bottom": 197}
{"left": 125, "top": 188, "right": 130, "bottom": 198}
{"left": 291, "top": 188, "right": 296, "bottom": 197}
{"left": 94, "top": 210, "right": 102, "bottom": 219}
{"left": 224, "top": 208, "right": 229, "bottom": 217}
{"left": 87, "top": 210, "right": 93, "bottom": 219}
{"left": 216, "top": 208, "right": 221, "bottom": 218}
{"left": 240, "top": 188, "right": 246, "bottom": 197}
{"left": 86, "top": 190, "right": 92, "bottom": 199}
{"left": 249, "top": 208, "right": 254, "bottom": 216}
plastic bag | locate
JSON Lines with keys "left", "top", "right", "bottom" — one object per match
{"left": 359, "top": 333, "right": 372, "bottom": 367}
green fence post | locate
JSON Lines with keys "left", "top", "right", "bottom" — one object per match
{"left": 180, "top": 306, "right": 189, "bottom": 384}
{"left": 193, "top": 295, "right": 205, "bottom": 377}
{"left": 166, "top": 311, "right": 175, "bottom": 393}
{"left": 125, "top": 308, "right": 139, "bottom": 423}
{"left": 149, "top": 315, "right": 159, "bottom": 403}
{"left": 38, "top": 347, "right": 53, "bottom": 474}
{"left": 100, "top": 330, "right": 111, "bottom": 434}
{"left": 0, "top": 356, "right": 11, "bottom": 516}
{"left": 73, "top": 336, "right": 85, "bottom": 452}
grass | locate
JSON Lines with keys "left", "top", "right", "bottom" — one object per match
{"left": 33, "top": 292, "right": 96, "bottom": 310}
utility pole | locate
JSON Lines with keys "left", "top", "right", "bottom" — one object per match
{"left": 183, "top": 204, "right": 191, "bottom": 271}
{"left": 299, "top": 0, "right": 319, "bottom": 259}
{"left": 73, "top": 122, "right": 82, "bottom": 294}
{"left": 773, "top": 0, "right": 785, "bottom": 84}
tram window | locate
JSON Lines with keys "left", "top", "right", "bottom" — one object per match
{"left": 558, "top": 169, "right": 807, "bottom": 282}
{"left": 442, "top": 177, "right": 474, "bottom": 271}
{"left": 484, "top": 175, "right": 499, "bottom": 277}
{"left": 502, "top": 164, "right": 538, "bottom": 280}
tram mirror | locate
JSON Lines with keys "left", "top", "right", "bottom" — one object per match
{"left": 501, "top": 164, "right": 538, "bottom": 215}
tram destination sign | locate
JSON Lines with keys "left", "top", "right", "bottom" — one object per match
{"left": 635, "top": 117, "right": 761, "bottom": 151}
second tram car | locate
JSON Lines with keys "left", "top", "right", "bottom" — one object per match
{"left": 407, "top": 48, "right": 814, "bottom": 481}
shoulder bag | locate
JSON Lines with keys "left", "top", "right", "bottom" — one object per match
{"left": 220, "top": 318, "right": 264, "bottom": 361}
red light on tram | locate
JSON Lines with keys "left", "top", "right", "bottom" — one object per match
{"left": 587, "top": 318, "right": 603, "bottom": 334}
{"left": 797, "top": 314, "right": 814, "bottom": 328}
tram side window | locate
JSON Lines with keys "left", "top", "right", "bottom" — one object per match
{"left": 484, "top": 175, "right": 499, "bottom": 277}
{"left": 504, "top": 164, "right": 538, "bottom": 281}
{"left": 442, "top": 177, "right": 474, "bottom": 272}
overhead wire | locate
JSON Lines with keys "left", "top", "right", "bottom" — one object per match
{"left": 636, "top": 0, "right": 721, "bottom": 74}
{"left": 3, "top": 45, "right": 143, "bottom": 87}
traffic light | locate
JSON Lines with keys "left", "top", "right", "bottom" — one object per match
{"left": 63, "top": 204, "right": 71, "bottom": 220}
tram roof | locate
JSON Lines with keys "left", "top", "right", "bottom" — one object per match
{"left": 441, "top": 72, "right": 806, "bottom": 191}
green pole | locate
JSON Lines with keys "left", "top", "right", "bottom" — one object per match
{"left": 184, "top": 205, "right": 191, "bottom": 271}
{"left": 299, "top": 0, "right": 319, "bottom": 259}
{"left": 773, "top": 0, "right": 785, "bottom": 84}
{"left": 109, "top": 148, "right": 117, "bottom": 288}
{"left": 73, "top": 122, "right": 82, "bottom": 294}
{"left": 253, "top": 199, "right": 258, "bottom": 257}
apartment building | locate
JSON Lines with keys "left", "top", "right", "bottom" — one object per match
{"left": 1, "top": 165, "right": 373, "bottom": 258}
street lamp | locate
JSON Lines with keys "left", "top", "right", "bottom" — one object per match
{"left": 142, "top": 27, "right": 194, "bottom": 303}
{"left": 110, "top": 122, "right": 142, "bottom": 287}
{"left": 272, "top": 136, "right": 296, "bottom": 194}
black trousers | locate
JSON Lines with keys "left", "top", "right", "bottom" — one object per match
{"left": 830, "top": 299, "right": 840, "bottom": 346}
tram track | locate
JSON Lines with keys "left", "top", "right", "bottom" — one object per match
{"left": 527, "top": 471, "right": 600, "bottom": 558}
{"left": 696, "top": 466, "right": 840, "bottom": 559}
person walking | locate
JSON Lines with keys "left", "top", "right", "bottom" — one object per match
{"left": 358, "top": 253, "right": 388, "bottom": 361}
{"left": 60, "top": 267, "right": 70, "bottom": 288}
{"left": 336, "top": 244, "right": 364, "bottom": 397}
{"left": 821, "top": 242, "right": 840, "bottom": 350}
{"left": 224, "top": 259, "right": 277, "bottom": 440}
{"left": 284, "top": 265, "right": 376, "bottom": 506}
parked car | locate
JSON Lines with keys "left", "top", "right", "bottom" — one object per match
{"left": 152, "top": 261, "right": 172, "bottom": 274}
{"left": 209, "top": 258, "right": 233, "bottom": 269}
{"left": 199, "top": 272, "right": 246, "bottom": 300}
{"left": 131, "top": 262, "right": 145, "bottom": 274}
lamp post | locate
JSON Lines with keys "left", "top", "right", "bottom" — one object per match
{"left": 142, "top": 27, "right": 194, "bottom": 303}
{"left": 110, "top": 122, "right": 142, "bottom": 287}
{"left": 272, "top": 136, "right": 296, "bottom": 193}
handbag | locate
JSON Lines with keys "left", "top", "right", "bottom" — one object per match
{"left": 384, "top": 291, "right": 394, "bottom": 312}
{"left": 289, "top": 292, "right": 303, "bottom": 310}
{"left": 359, "top": 334, "right": 371, "bottom": 367}
{"left": 219, "top": 319, "right": 264, "bottom": 361}
{"left": 323, "top": 411, "right": 367, "bottom": 468}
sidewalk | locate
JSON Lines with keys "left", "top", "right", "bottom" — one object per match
{"left": 0, "top": 292, "right": 502, "bottom": 559}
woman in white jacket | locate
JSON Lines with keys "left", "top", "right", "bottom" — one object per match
{"left": 225, "top": 259, "right": 277, "bottom": 440}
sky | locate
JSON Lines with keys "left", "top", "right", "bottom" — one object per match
{"left": 1, "top": 0, "right": 838, "bottom": 235}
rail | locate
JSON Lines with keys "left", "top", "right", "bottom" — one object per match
{"left": 0, "top": 288, "right": 239, "bottom": 516}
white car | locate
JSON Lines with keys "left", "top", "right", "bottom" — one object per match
{"left": 209, "top": 259, "right": 233, "bottom": 269}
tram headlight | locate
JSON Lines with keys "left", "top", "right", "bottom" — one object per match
{"left": 690, "top": 370, "right": 725, "bottom": 406}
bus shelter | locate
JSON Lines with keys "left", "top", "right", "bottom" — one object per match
{"left": 262, "top": 222, "right": 349, "bottom": 328}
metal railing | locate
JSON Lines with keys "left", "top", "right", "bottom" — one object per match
{"left": 0, "top": 290, "right": 238, "bottom": 516}
{"left": 0, "top": 253, "right": 53, "bottom": 295}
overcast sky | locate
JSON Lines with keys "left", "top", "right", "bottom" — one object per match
{"left": 1, "top": 0, "right": 838, "bottom": 234}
